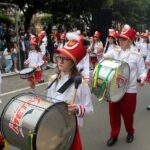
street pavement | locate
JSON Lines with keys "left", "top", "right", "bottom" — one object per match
{"left": 1, "top": 68, "right": 150, "bottom": 150}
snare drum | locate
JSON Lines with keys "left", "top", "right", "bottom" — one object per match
{"left": 1, "top": 93, "right": 76, "bottom": 150}
{"left": 92, "top": 59, "right": 130, "bottom": 102}
{"left": 19, "top": 68, "right": 35, "bottom": 79}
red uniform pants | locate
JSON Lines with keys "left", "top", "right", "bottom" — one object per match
{"left": 109, "top": 93, "right": 137, "bottom": 138}
{"left": 70, "top": 127, "right": 82, "bottom": 150}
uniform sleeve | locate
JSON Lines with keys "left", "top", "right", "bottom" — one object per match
{"left": 37, "top": 53, "right": 44, "bottom": 67}
{"left": 137, "top": 55, "right": 147, "bottom": 80}
{"left": 77, "top": 54, "right": 90, "bottom": 80}
{"left": 76, "top": 81, "right": 93, "bottom": 117}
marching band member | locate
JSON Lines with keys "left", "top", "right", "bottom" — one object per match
{"left": 24, "top": 41, "right": 43, "bottom": 93}
{"left": 104, "top": 29, "right": 118, "bottom": 53}
{"left": 103, "top": 27, "right": 147, "bottom": 146}
{"left": 88, "top": 31, "right": 103, "bottom": 69}
{"left": 38, "top": 31, "right": 48, "bottom": 82}
{"left": 138, "top": 33, "right": 150, "bottom": 61}
{"left": 47, "top": 39, "right": 93, "bottom": 150}
{"left": 57, "top": 33, "right": 66, "bottom": 49}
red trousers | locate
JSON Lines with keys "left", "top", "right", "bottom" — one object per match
{"left": 70, "top": 127, "right": 82, "bottom": 150}
{"left": 109, "top": 93, "right": 137, "bottom": 138}
{"left": 28, "top": 70, "right": 42, "bottom": 83}
{"left": 146, "top": 69, "right": 150, "bottom": 83}
{"left": 0, "top": 135, "right": 4, "bottom": 148}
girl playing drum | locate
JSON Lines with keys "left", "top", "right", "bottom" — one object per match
{"left": 103, "top": 27, "right": 147, "bottom": 146}
{"left": 47, "top": 39, "right": 93, "bottom": 150}
{"left": 24, "top": 41, "right": 43, "bottom": 93}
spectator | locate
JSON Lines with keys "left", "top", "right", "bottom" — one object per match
{"left": 19, "top": 33, "right": 29, "bottom": 69}
{"left": 3, "top": 44, "right": 13, "bottom": 73}
{"left": 12, "top": 42, "right": 19, "bottom": 73}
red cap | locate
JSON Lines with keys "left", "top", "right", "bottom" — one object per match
{"left": 141, "top": 33, "right": 149, "bottom": 38}
{"left": 108, "top": 29, "right": 117, "bottom": 38}
{"left": 29, "top": 40, "right": 38, "bottom": 46}
{"left": 118, "top": 28, "right": 136, "bottom": 41}
{"left": 58, "top": 40, "right": 86, "bottom": 64}
{"left": 93, "top": 31, "right": 101, "bottom": 38}
{"left": 38, "top": 31, "right": 46, "bottom": 40}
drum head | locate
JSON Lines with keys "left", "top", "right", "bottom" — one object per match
{"left": 35, "top": 102, "right": 76, "bottom": 150}
{"left": 109, "top": 62, "right": 130, "bottom": 102}
{"left": 20, "top": 68, "right": 34, "bottom": 74}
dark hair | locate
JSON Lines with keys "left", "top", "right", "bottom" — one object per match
{"left": 104, "top": 37, "right": 117, "bottom": 53}
{"left": 35, "top": 45, "right": 41, "bottom": 52}
{"left": 7, "top": 43, "right": 14, "bottom": 52}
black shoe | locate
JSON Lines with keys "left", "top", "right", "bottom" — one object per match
{"left": 107, "top": 138, "right": 118, "bottom": 146}
{"left": 126, "top": 134, "right": 134, "bottom": 143}
{"left": 147, "top": 105, "right": 150, "bottom": 110}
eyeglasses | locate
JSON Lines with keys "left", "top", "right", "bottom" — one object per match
{"left": 56, "top": 55, "right": 71, "bottom": 62}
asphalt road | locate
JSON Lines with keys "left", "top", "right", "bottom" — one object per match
{"left": 1, "top": 69, "right": 150, "bottom": 150}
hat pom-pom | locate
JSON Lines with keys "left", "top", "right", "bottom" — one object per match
{"left": 66, "top": 32, "right": 80, "bottom": 41}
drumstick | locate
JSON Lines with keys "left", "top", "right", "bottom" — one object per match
{"left": 71, "top": 76, "right": 82, "bottom": 104}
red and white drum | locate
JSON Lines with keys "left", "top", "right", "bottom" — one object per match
{"left": 1, "top": 93, "right": 76, "bottom": 150}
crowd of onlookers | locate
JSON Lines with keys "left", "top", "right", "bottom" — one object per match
{"left": 1, "top": 23, "right": 150, "bottom": 75}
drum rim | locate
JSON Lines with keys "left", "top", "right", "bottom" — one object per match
{"left": 33, "top": 101, "right": 77, "bottom": 150}
{"left": 108, "top": 62, "right": 131, "bottom": 102}
{"left": 19, "top": 68, "right": 35, "bottom": 75}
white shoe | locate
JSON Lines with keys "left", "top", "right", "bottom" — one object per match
{"left": 0, "top": 99, "right": 2, "bottom": 103}
{"left": 14, "top": 69, "right": 19, "bottom": 73}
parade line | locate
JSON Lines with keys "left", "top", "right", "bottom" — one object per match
{"left": 1, "top": 82, "right": 48, "bottom": 96}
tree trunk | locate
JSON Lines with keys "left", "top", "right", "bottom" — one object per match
{"left": 23, "top": 7, "right": 35, "bottom": 32}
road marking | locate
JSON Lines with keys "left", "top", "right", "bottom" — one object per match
{"left": 1, "top": 82, "right": 48, "bottom": 96}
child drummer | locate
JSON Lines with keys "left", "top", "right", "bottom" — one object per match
{"left": 47, "top": 38, "right": 93, "bottom": 150}
{"left": 24, "top": 41, "right": 43, "bottom": 93}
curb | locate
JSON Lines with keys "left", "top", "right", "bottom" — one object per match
{"left": 2, "top": 72, "right": 18, "bottom": 78}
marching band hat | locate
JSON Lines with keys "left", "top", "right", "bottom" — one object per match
{"left": 93, "top": 31, "right": 101, "bottom": 38}
{"left": 118, "top": 28, "right": 136, "bottom": 41}
{"left": 58, "top": 40, "right": 86, "bottom": 64}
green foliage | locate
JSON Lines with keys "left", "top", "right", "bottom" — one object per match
{"left": 0, "top": 15, "right": 14, "bottom": 24}
{"left": 1, "top": 0, "right": 150, "bottom": 30}
{"left": 40, "top": 14, "right": 52, "bottom": 25}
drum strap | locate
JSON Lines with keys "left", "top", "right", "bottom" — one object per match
{"left": 46, "top": 78, "right": 74, "bottom": 94}
{"left": 57, "top": 78, "right": 74, "bottom": 93}
{"left": 98, "top": 68, "right": 113, "bottom": 100}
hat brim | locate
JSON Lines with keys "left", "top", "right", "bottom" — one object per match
{"left": 118, "top": 34, "right": 130, "bottom": 41}
{"left": 108, "top": 34, "right": 116, "bottom": 38}
{"left": 58, "top": 49, "right": 77, "bottom": 64}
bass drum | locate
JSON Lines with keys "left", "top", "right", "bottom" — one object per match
{"left": 92, "top": 59, "right": 130, "bottom": 102}
{"left": 1, "top": 93, "right": 76, "bottom": 150}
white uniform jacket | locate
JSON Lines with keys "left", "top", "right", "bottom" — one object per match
{"left": 25, "top": 50, "right": 43, "bottom": 68}
{"left": 77, "top": 54, "right": 90, "bottom": 80}
{"left": 103, "top": 46, "right": 147, "bottom": 93}
{"left": 47, "top": 73, "right": 93, "bottom": 127}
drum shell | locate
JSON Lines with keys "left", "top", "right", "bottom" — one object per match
{"left": 1, "top": 93, "right": 76, "bottom": 150}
